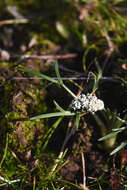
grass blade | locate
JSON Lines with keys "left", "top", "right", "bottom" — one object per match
{"left": 20, "top": 69, "right": 58, "bottom": 84}
{"left": 97, "top": 179, "right": 103, "bottom": 190}
{"left": 30, "top": 111, "right": 75, "bottom": 120}
{"left": 0, "top": 133, "right": 8, "bottom": 168}
{"left": 98, "top": 131, "right": 120, "bottom": 141}
{"left": 112, "top": 127, "right": 126, "bottom": 132}
{"left": 99, "top": 127, "right": 126, "bottom": 141}
{"left": 54, "top": 62, "right": 63, "bottom": 84}
{"left": 110, "top": 140, "right": 127, "bottom": 155}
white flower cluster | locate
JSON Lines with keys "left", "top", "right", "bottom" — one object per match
{"left": 71, "top": 93, "right": 104, "bottom": 113}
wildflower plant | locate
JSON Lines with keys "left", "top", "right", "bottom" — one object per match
{"left": 21, "top": 62, "right": 104, "bottom": 120}
{"left": 20, "top": 61, "right": 127, "bottom": 158}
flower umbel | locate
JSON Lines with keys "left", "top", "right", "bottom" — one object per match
{"left": 71, "top": 93, "right": 104, "bottom": 113}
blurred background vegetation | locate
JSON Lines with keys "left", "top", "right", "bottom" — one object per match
{"left": 0, "top": 0, "right": 127, "bottom": 189}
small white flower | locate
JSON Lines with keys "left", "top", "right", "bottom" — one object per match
{"left": 87, "top": 93, "right": 98, "bottom": 101}
{"left": 78, "top": 94, "right": 87, "bottom": 102}
{"left": 72, "top": 99, "right": 81, "bottom": 110}
{"left": 96, "top": 99, "right": 104, "bottom": 111}
{"left": 71, "top": 93, "right": 104, "bottom": 113}
{"left": 82, "top": 98, "right": 89, "bottom": 110}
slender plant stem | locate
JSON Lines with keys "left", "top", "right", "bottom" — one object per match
{"left": 0, "top": 134, "right": 8, "bottom": 168}
{"left": 61, "top": 83, "right": 77, "bottom": 98}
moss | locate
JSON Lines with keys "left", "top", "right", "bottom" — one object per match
{"left": 5, "top": 88, "right": 47, "bottom": 151}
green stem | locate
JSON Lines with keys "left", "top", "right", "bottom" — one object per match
{"left": 0, "top": 134, "right": 8, "bottom": 168}
{"left": 61, "top": 83, "right": 77, "bottom": 98}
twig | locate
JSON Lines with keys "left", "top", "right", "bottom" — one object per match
{"left": 80, "top": 152, "right": 90, "bottom": 190}
{"left": 81, "top": 152, "right": 86, "bottom": 188}
{"left": 20, "top": 53, "right": 77, "bottom": 60}
{"left": 0, "top": 19, "right": 29, "bottom": 25}
{"left": 8, "top": 76, "right": 121, "bottom": 83}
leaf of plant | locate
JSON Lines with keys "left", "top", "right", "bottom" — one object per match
{"left": 56, "top": 21, "right": 70, "bottom": 39}
{"left": 97, "top": 179, "right": 103, "bottom": 190}
{"left": 98, "top": 131, "right": 120, "bottom": 141}
{"left": 20, "top": 69, "right": 58, "bottom": 84}
{"left": 112, "top": 126, "right": 126, "bottom": 132}
{"left": 53, "top": 100, "right": 65, "bottom": 112}
{"left": 110, "top": 141, "right": 127, "bottom": 155}
{"left": 113, "top": 116, "right": 127, "bottom": 129}
{"left": 52, "top": 148, "right": 68, "bottom": 178}
{"left": 54, "top": 62, "right": 63, "bottom": 84}
{"left": 116, "top": 116, "right": 127, "bottom": 125}
{"left": 30, "top": 111, "right": 75, "bottom": 120}
{"left": 99, "top": 127, "right": 126, "bottom": 141}
{"left": 75, "top": 113, "right": 80, "bottom": 129}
